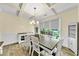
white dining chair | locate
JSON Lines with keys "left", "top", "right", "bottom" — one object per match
{"left": 20, "top": 35, "right": 32, "bottom": 56}
{"left": 25, "top": 35, "right": 32, "bottom": 55}
{"left": 0, "top": 41, "right": 4, "bottom": 54}
{"left": 31, "top": 36, "right": 40, "bottom": 56}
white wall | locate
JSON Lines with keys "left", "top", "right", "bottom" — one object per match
{"left": 1, "top": 32, "right": 17, "bottom": 45}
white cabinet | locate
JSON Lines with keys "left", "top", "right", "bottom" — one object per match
{"left": 68, "top": 22, "right": 79, "bottom": 55}
{"left": 17, "top": 33, "right": 27, "bottom": 44}
{"left": 73, "top": 38, "right": 77, "bottom": 54}
{"left": 68, "top": 37, "right": 76, "bottom": 52}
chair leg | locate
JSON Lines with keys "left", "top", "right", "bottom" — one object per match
{"left": 29, "top": 47, "right": 31, "bottom": 56}
{"left": 31, "top": 50, "right": 34, "bottom": 56}
{"left": 0, "top": 48, "right": 3, "bottom": 54}
{"left": 38, "top": 53, "right": 40, "bottom": 56}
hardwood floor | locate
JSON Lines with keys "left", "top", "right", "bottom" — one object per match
{"left": 0, "top": 43, "right": 76, "bottom": 56}
{"left": 1, "top": 43, "right": 27, "bottom": 56}
{"left": 61, "top": 46, "right": 76, "bottom": 56}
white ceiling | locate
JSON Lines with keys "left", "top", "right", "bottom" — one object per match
{"left": 0, "top": 3, "right": 78, "bottom": 21}
{"left": 23, "top": 3, "right": 50, "bottom": 16}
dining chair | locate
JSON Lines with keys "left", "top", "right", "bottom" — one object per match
{"left": 31, "top": 36, "right": 40, "bottom": 56}
{"left": 25, "top": 35, "right": 32, "bottom": 55}
{"left": 0, "top": 41, "right": 4, "bottom": 54}
{"left": 20, "top": 35, "right": 31, "bottom": 56}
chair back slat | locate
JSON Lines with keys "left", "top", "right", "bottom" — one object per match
{"left": 31, "top": 36, "right": 40, "bottom": 52}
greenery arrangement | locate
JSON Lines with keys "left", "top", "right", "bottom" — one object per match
{"left": 40, "top": 28, "right": 59, "bottom": 39}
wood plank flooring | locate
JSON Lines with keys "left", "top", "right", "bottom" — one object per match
{"left": 2, "top": 44, "right": 26, "bottom": 56}
{"left": 0, "top": 43, "right": 76, "bottom": 56}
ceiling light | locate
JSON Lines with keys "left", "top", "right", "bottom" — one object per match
{"left": 30, "top": 21, "right": 32, "bottom": 24}
{"left": 36, "top": 21, "right": 39, "bottom": 24}
{"left": 30, "top": 7, "right": 39, "bottom": 25}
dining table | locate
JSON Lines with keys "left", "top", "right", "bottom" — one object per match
{"left": 39, "top": 37, "right": 60, "bottom": 56}
{"left": 30, "top": 34, "right": 61, "bottom": 56}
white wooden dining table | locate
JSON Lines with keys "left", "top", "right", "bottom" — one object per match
{"left": 30, "top": 34, "right": 61, "bottom": 56}
{"left": 39, "top": 38, "right": 60, "bottom": 56}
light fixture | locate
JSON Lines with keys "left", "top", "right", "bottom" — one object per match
{"left": 30, "top": 7, "right": 39, "bottom": 25}
{"left": 36, "top": 21, "right": 39, "bottom": 24}
{"left": 30, "top": 20, "right": 35, "bottom": 24}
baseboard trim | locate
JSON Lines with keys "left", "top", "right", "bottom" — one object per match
{"left": 3, "top": 42, "right": 18, "bottom": 47}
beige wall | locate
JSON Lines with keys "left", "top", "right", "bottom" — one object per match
{"left": 44, "top": 6, "right": 78, "bottom": 37}
{"left": 0, "top": 12, "right": 34, "bottom": 43}
{"left": 60, "top": 6, "right": 78, "bottom": 38}
{"left": 0, "top": 12, "right": 34, "bottom": 33}
{"left": 42, "top": 6, "right": 78, "bottom": 47}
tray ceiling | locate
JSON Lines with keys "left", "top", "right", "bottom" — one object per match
{"left": 0, "top": 3, "right": 78, "bottom": 21}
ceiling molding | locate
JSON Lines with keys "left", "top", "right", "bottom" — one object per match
{"left": 0, "top": 3, "right": 78, "bottom": 22}
{"left": 40, "top": 4, "right": 78, "bottom": 22}
{"left": 46, "top": 3, "right": 56, "bottom": 7}
{"left": 17, "top": 3, "right": 23, "bottom": 16}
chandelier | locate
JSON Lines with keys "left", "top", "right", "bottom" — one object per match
{"left": 30, "top": 7, "right": 39, "bottom": 25}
